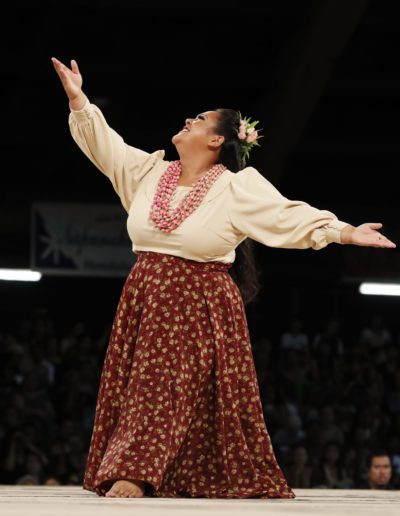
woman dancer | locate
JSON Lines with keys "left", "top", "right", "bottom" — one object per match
{"left": 51, "top": 57, "right": 396, "bottom": 499}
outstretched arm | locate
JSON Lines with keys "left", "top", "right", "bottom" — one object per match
{"left": 228, "top": 167, "right": 397, "bottom": 250}
{"left": 340, "top": 223, "right": 395, "bottom": 248}
{"left": 51, "top": 57, "right": 166, "bottom": 213}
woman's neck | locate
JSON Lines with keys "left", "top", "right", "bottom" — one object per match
{"left": 178, "top": 153, "right": 218, "bottom": 183}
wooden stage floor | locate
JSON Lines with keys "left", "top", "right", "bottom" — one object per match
{"left": 0, "top": 486, "right": 398, "bottom": 516}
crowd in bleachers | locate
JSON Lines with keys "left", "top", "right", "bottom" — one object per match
{"left": 0, "top": 306, "right": 399, "bottom": 490}
{"left": 0, "top": 307, "right": 110, "bottom": 487}
{"left": 252, "top": 315, "right": 400, "bottom": 489}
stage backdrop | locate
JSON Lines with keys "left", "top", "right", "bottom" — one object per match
{"left": 30, "top": 202, "right": 135, "bottom": 277}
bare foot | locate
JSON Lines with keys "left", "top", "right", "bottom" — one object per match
{"left": 105, "top": 479, "right": 145, "bottom": 498}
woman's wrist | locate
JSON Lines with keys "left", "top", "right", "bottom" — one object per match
{"left": 340, "top": 224, "right": 356, "bottom": 244}
{"left": 69, "top": 91, "right": 86, "bottom": 111}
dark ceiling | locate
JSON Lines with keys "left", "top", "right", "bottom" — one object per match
{"left": 1, "top": 0, "right": 400, "bottom": 294}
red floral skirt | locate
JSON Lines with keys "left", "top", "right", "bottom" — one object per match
{"left": 83, "top": 251, "right": 295, "bottom": 499}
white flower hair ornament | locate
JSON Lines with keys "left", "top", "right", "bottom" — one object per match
{"left": 237, "top": 113, "right": 263, "bottom": 166}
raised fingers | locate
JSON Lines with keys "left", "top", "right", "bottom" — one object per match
{"left": 51, "top": 57, "right": 66, "bottom": 78}
{"left": 51, "top": 57, "right": 65, "bottom": 70}
{"left": 70, "top": 59, "right": 80, "bottom": 74}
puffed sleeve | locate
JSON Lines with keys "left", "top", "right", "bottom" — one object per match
{"left": 68, "top": 96, "right": 166, "bottom": 212}
{"left": 228, "top": 167, "right": 350, "bottom": 250}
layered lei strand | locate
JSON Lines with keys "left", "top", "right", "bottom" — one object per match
{"left": 149, "top": 160, "right": 226, "bottom": 233}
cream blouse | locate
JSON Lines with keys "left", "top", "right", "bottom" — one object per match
{"left": 68, "top": 98, "right": 350, "bottom": 264}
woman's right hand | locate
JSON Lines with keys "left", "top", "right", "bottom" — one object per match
{"left": 51, "top": 57, "right": 85, "bottom": 109}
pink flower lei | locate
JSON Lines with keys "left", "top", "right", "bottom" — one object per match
{"left": 149, "top": 160, "right": 226, "bottom": 233}
{"left": 237, "top": 113, "right": 262, "bottom": 166}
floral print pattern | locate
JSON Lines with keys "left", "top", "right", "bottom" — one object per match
{"left": 83, "top": 251, "right": 295, "bottom": 499}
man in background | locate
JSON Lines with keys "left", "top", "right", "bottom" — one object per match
{"left": 356, "top": 451, "right": 396, "bottom": 490}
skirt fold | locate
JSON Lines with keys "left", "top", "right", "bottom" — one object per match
{"left": 83, "top": 251, "right": 295, "bottom": 499}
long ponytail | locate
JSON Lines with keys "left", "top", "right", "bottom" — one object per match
{"left": 214, "top": 108, "right": 262, "bottom": 306}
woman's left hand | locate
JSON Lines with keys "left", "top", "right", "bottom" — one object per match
{"left": 341, "top": 223, "right": 396, "bottom": 248}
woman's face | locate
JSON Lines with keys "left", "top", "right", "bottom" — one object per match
{"left": 172, "top": 111, "right": 223, "bottom": 154}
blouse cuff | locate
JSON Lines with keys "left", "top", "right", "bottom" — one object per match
{"left": 69, "top": 96, "right": 94, "bottom": 122}
{"left": 325, "top": 220, "right": 350, "bottom": 245}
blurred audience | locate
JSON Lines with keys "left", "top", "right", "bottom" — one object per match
{"left": 0, "top": 306, "right": 106, "bottom": 487}
{"left": 0, "top": 306, "right": 399, "bottom": 490}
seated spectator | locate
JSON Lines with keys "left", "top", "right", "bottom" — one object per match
{"left": 66, "top": 472, "right": 82, "bottom": 485}
{"left": 283, "top": 444, "right": 312, "bottom": 488}
{"left": 16, "top": 474, "right": 39, "bottom": 485}
{"left": 319, "top": 405, "right": 344, "bottom": 448}
{"left": 24, "top": 453, "right": 45, "bottom": 484}
{"left": 312, "top": 317, "right": 344, "bottom": 357}
{"left": 359, "top": 314, "right": 392, "bottom": 366}
{"left": 355, "top": 450, "right": 396, "bottom": 490}
{"left": 43, "top": 476, "right": 61, "bottom": 486}
{"left": 303, "top": 411, "right": 323, "bottom": 466}
{"left": 273, "top": 413, "right": 306, "bottom": 465}
{"left": 340, "top": 447, "right": 359, "bottom": 489}
{"left": 280, "top": 317, "right": 309, "bottom": 352}
{"left": 279, "top": 348, "right": 316, "bottom": 406}
{"left": 311, "top": 441, "right": 349, "bottom": 488}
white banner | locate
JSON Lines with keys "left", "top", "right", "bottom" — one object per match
{"left": 30, "top": 202, "right": 136, "bottom": 277}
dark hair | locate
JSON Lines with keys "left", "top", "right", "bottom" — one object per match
{"left": 213, "top": 108, "right": 262, "bottom": 306}
{"left": 366, "top": 449, "right": 391, "bottom": 469}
